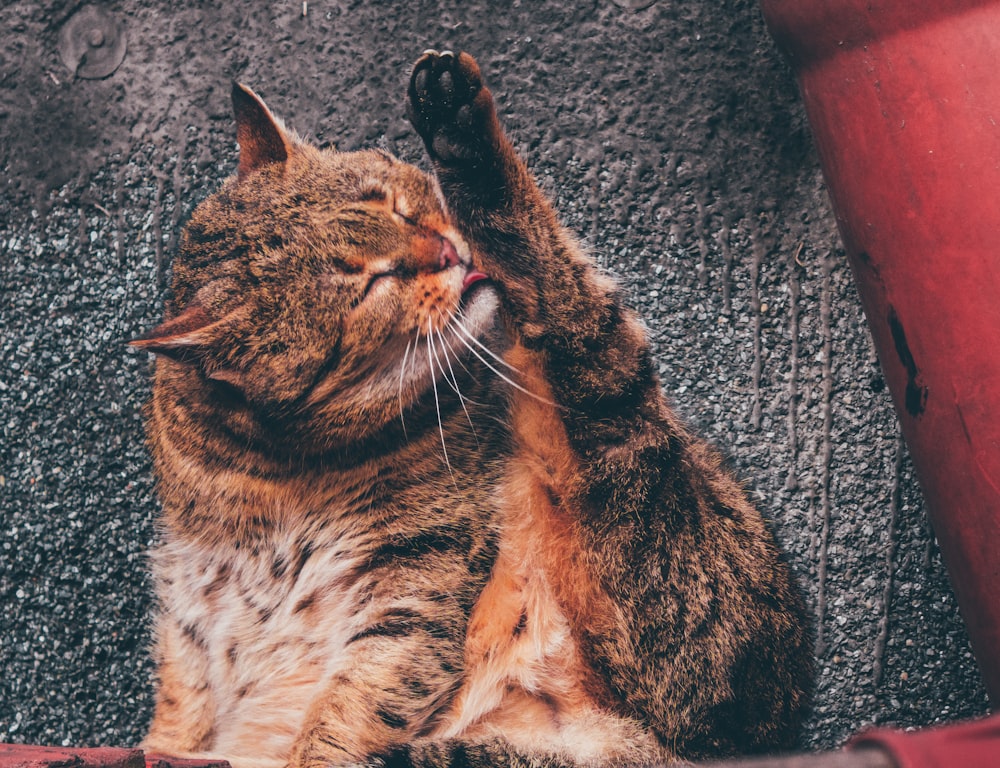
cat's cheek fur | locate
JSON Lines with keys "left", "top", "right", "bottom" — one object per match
{"left": 454, "top": 282, "right": 500, "bottom": 342}
{"left": 308, "top": 274, "right": 498, "bottom": 438}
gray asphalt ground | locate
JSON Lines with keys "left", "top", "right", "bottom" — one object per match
{"left": 0, "top": 0, "right": 990, "bottom": 755}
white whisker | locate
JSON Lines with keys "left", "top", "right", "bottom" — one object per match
{"left": 450, "top": 344, "right": 476, "bottom": 379}
{"left": 427, "top": 316, "right": 456, "bottom": 394}
{"left": 426, "top": 317, "right": 454, "bottom": 477}
{"left": 438, "top": 325, "right": 481, "bottom": 390}
{"left": 436, "top": 324, "right": 479, "bottom": 442}
{"left": 447, "top": 321, "right": 557, "bottom": 408}
{"left": 398, "top": 338, "right": 413, "bottom": 439}
{"left": 439, "top": 314, "right": 478, "bottom": 381}
{"left": 410, "top": 328, "right": 421, "bottom": 380}
{"left": 451, "top": 311, "right": 520, "bottom": 373}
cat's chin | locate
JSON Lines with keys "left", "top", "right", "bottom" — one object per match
{"left": 457, "top": 278, "right": 499, "bottom": 335}
{"left": 396, "top": 280, "right": 500, "bottom": 403}
{"left": 328, "top": 281, "right": 501, "bottom": 430}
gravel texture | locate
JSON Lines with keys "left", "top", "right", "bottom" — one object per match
{"left": 0, "top": 0, "right": 990, "bottom": 754}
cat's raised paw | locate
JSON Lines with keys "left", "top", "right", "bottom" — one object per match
{"left": 406, "top": 50, "right": 498, "bottom": 166}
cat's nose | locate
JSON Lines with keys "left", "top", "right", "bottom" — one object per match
{"left": 412, "top": 230, "right": 461, "bottom": 273}
{"left": 438, "top": 235, "right": 460, "bottom": 271}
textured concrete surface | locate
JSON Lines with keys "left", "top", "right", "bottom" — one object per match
{"left": 0, "top": 0, "right": 990, "bottom": 754}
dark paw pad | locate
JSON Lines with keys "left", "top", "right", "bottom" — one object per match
{"left": 406, "top": 50, "right": 495, "bottom": 165}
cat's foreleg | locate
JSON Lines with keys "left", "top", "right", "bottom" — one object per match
{"left": 142, "top": 620, "right": 218, "bottom": 754}
{"left": 287, "top": 625, "right": 464, "bottom": 768}
{"left": 406, "top": 49, "right": 684, "bottom": 536}
{"left": 406, "top": 51, "right": 659, "bottom": 423}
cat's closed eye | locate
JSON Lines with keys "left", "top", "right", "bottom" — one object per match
{"left": 363, "top": 269, "right": 401, "bottom": 298}
{"left": 394, "top": 210, "right": 418, "bottom": 227}
{"left": 354, "top": 185, "right": 412, "bottom": 222}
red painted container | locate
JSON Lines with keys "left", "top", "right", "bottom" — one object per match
{"left": 759, "top": 0, "right": 1000, "bottom": 701}
{"left": 850, "top": 712, "right": 1000, "bottom": 768}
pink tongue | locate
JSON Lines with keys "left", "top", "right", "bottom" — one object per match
{"left": 462, "top": 270, "right": 489, "bottom": 291}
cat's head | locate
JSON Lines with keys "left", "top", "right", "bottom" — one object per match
{"left": 133, "top": 83, "right": 499, "bottom": 453}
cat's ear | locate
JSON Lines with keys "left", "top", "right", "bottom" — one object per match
{"left": 129, "top": 303, "right": 228, "bottom": 362}
{"left": 131, "top": 307, "right": 250, "bottom": 394}
{"left": 232, "top": 82, "right": 294, "bottom": 179}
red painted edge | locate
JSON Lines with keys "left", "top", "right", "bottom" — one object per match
{"left": 143, "top": 754, "right": 231, "bottom": 768}
{"left": 0, "top": 746, "right": 229, "bottom": 768}
{"left": 848, "top": 712, "right": 1000, "bottom": 768}
{"left": 759, "top": 0, "right": 998, "bottom": 67}
{"left": 0, "top": 745, "right": 143, "bottom": 768}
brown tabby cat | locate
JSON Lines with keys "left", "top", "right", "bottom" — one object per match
{"left": 134, "top": 51, "right": 810, "bottom": 768}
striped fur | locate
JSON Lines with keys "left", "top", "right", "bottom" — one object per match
{"left": 138, "top": 57, "right": 810, "bottom": 768}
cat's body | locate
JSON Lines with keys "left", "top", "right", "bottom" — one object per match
{"left": 137, "top": 52, "right": 810, "bottom": 768}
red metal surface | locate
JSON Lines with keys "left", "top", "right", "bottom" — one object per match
{"left": 143, "top": 755, "right": 230, "bottom": 768}
{"left": 0, "top": 745, "right": 143, "bottom": 768}
{"left": 849, "top": 712, "right": 1000, "bottom": 768}
{"left": 759, "top": 0, "right": 1000, "bottom": 701}
{"left": 0, "top": 747, "right": 228, "bottom": 768}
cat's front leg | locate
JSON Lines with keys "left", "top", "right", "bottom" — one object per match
{"left": 408, "top": 51, "right": 655, "bottom": 416}
{"left": 406, "top": 50, "right": 563, "bottom": 334}
{"left": 286, "top": 623, "right": 464, "bottom": 768}
{"left": 142, "top": 619, "right": 218, "bottom": 755}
